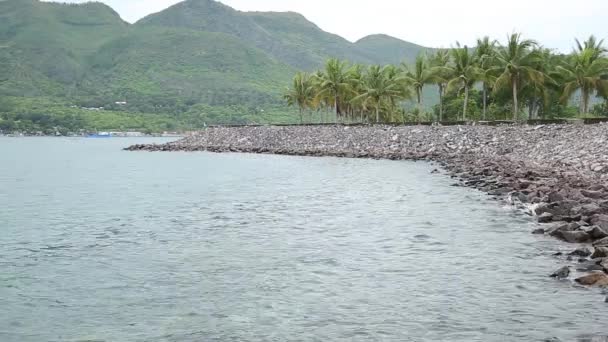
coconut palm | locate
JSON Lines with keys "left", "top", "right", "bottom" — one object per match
{"left": 447, "top": 43, "right": 481, "bottom": 120}
{"left": 346, "top": 64, "right": 366, "bottom": 122}
{"left": 429, "top": 49, "right": 451, "bottom": 121}
{"left": 315, "top": 58, "right": 354, "bottom": 123}
{"left": 284, "top": 72, "right": 315, "bottom": 123}
{"left": 556, "top": 38, "right": 608, "bottom": 114}
{"left": 522, "top": 48, "right": 556, "bottom": 119}
{"left": 475, "top": 36, "right": 498, "bottom": 119}
{"left": 492, "top": 33, "right": 545, "bottom": 120}
{"left": 576, "top": 35, "right": 607, "bottom": 59}
{"left": 353, "top": 65, "right": 407, "bottom": 123}
{"left": 384, "top": 64, "right": 412, "bottom": 120}
{"left": 401, "top": 53, "right": 435, "bottom": 120}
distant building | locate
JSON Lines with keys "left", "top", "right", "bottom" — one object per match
{"left": 115, "top": 101, "right": 127, "bottom": 105}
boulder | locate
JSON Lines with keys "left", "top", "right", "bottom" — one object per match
{"left": 550, "top": 266, "right": 570, "bottom": 279}
{"left": 548, "top": 224, "right": 577, "bottom": 238}
{"left": 581, "top": 189, "right": 605, "bottom": 199}
{"left": 592, "top": 247, "right": 608, "bottom": 259}
{"left": 594, "top": 237, "right": 608, "bottom": 247}
{"left": 591, "top": 215, "right": 608, "bottom": 230}
{"left": 515, "top": 192, "right": 528, "bottom": 203}
{"left": 548, "top": 191, "right": 565, "bottom": 203}
{"left": 537, "top": 212, "right": 554, "bottom": 223}
{"left": 535, "top": 203, "right": 552, "bottom": 216}
{"left": 559, "top": 231, "right": 591, "bottom": 243}
{"left": 586, "top": 226, "right": 608, "bottom": 240}
{"left": 532, "top": 228, "right": 545, "bottom": 235}
{"left": 577, "top": 203, "right": 602, "bottom": 217}
{"left": 570, "top": 247, "right": 592, "bottom": 257}
{"left": 576, "top": 261, "right": 605, "bottom": 272}
{"left": 575, "top": 271, "right": 608, "bottom": 286}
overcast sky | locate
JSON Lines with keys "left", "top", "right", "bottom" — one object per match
{"left": 49, "top": 0, "right": 608, "bottom": 52}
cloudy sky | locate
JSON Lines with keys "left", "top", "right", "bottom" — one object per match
{"left": 50, "top": 0, "right": 607, "bottom": 52}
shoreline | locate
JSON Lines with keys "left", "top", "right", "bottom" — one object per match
{"left": 126, "top": 124, "right": 608, "bottom": 289}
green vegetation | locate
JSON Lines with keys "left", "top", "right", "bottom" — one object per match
{"left": 0, "top": 0, "right": 430, "bottom": 134}
{"left": 3, "top": 0, "right": 607, "bottom": 134}
{"left": 285, "top": 34, "right": 608, "bottom": 123}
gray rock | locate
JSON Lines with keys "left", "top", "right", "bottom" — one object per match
{"left": 594, "top": 237, "right": 608, "bottom": 247}
{"left": 535, "top": 203, "right": 552, "bottom": 216}
{"left": 548, "top": 191, "right": 565, "bottom": 203}
{"left": 559, "top": 230, "right": 591, "bottom": 243}
{"left": 582, "top": 189, "right": 605, "bottom": 199}
{"left": 515, "top": 192, "right": 528, "bottom": 203}
{"left": 601, "top": 258, "right": 608, "bottom": 272}
{"left": 576, "top": 261, "right": 605, "bottom": 272}
{"left": 577, "top": 203, "right": 602, "bottom": 217}
{"left": 532, "top": 228, "right": 545, "bottom": 235}
{"left": 538, "top": 212, "right": 554, "bottom": 223}
{"left": 550, "top": 266, "right": 570, "bottom": 279}
{"left": 548, "top": 223, "right": 577, "bottom": 238}
{"left": 592, "top": 247, "right": 608, "bottom": 258}
{"left": 570, "top": 247, "right": 592, "bottom": 257}
{"left": 591, "top": 215, "right": 608, "bottom": 230}
{"left": 586, "top": 226, "right": 608, "bottom": 240}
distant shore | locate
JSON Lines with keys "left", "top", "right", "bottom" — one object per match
{"left": 0, "top": 132, "right": 184, "bottom": 138}
{"left": 127, "top": 123, "right": 608, "bottom": 287}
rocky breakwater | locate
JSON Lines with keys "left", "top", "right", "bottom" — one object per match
{"left": 127, "top": 124, "right": 608, "bottom": 289}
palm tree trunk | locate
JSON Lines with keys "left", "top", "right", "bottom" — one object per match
{"left": 299, "top": 108, "right": 303, "bottom": 124}
{"left": 463, "top": 85, "right": 469, "bottom": 121}
{"left": 417, "top": 88, "right": 423, "bottom": 121}
{"left": 438, "top": 85, "right": 444, "bottom": 122}
{"left": 512, "top": 78, "right": 519, "bottom": 121}
{"left": 482, "top": 83, "right": 487, "bottom": 120}
{"left": 583, "top": 90, "right": 590, "bottom": 115}
{"left": 376, "top": 102, "right": 380, "bottom": 123}
{"left": 334, "top": 96, "right": 339, "bottom": 124}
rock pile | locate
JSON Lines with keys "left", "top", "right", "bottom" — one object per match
{"left": 127, "top": 123, "right": 608, "bottom": 287}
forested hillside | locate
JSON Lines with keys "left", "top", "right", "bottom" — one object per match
{"left": 0, "top": 0, "right": 430, "bottom": 133}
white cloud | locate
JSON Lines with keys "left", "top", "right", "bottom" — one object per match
{"left": 46, "top": 0, "right": 608, "bottom": 52}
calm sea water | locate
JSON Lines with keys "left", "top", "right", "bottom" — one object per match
{"left": 1, "top": 137, "right": 607, "bottom": 342}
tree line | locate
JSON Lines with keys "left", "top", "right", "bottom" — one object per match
{"left": 284, "top": 33, "right": 608, "bottom": 123}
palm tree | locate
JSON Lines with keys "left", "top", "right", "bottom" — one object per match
{"left": 353, "top": 65, "right": 406, "bottom": 123}
{"left": 447, "top": 43, "right": 481, "bottom": 120}
{"left": 556, "top": 37, "right": 608, "bottom": 114}
{"left": 346, "top": 64, "right": 365, "bottom": 122}
{"left": 315, "top": 58, "right": 353, "bottom": 123}
{"left": 284, "top": 72, "right": 315, "bottom": 123}
{"left": 429, "top": 49, "right": 451, "bottom": 121}
{"left": 475, "top": 37, "right": 497, "bottom": 120}
{"left": 492, "top": 33, "right": 545, "bottom": 120}
{"left": 401, "top": 53, "right": 435, "bottom": 120}
{"left": 576, "top": 35, "right": 607, "bottom": 59}
{"left": 522, "top": 48, "right": 556, "bottom": 119}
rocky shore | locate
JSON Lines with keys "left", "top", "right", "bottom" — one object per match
{"left": 127, "top": 123, "right": 608, "bottom": 288}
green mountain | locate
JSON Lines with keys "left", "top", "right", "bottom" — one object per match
{"left": 0, "top": 0, "right": 128, "bottom": 96}
{"left": 0, "top": 0, "right": 433, "bottom": 132}
{"left": 355, "top": 34, "right": 432, "bottom": 65}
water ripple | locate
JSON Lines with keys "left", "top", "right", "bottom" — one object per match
{"left": 1, "top": 138, "right": 608, "bottom": 342}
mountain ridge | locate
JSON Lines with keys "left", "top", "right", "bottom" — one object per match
{"left": 0, "top": 0, "right": 434, "bottom": 129}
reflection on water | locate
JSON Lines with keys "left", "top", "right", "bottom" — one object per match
{"left": 1, "top": 137, "right": 607, "bottom": 342}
